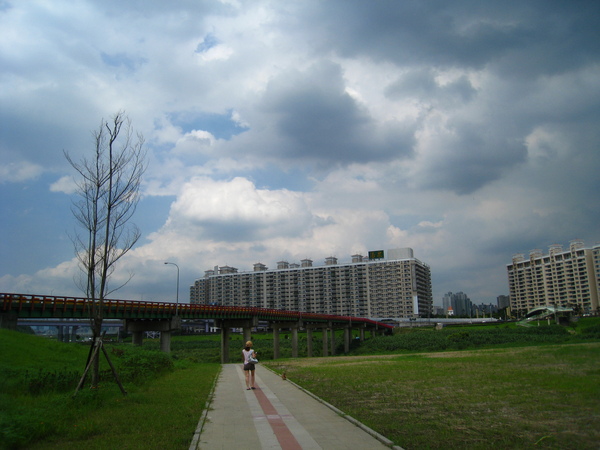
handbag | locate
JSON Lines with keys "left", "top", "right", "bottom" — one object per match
{"left": 248, "top": 352, "right": 258, "bottom": 364}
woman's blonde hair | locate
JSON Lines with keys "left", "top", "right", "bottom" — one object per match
{"left": 245, "top": 341, "right": 253, "bottom": 347}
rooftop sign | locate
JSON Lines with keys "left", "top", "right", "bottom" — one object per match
{"left": 368, "top": 250, "right": 384, "bottom": 259}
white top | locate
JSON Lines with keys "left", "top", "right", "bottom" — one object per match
{"left": 243, "top": 349, "right": 254, "bottom": 364}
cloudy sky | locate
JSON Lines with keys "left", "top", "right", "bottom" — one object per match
{"left": 1, "top": 0, "right": 599, "bottom": 307}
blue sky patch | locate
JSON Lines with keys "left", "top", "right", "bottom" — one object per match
{"left": 196, "top": 33, "right": 219, "bottom": 53}
{"left": 101, "top": 52, "right": 145, "bottom": 71}
{"left": 168, "top": 110, "right": 248, "bottom": 140}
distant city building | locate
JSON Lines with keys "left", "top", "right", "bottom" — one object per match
{"left": 442, "top": 293, "right": 450, "bottom": 313}
{"left": 497, "top": 295, "right": 510, "bottom": 310}
{"left": 431, "top": 305, "right": 445, "bottom": 316}
{"left": 190, "top": 248, "right": 433, "bottom": 320}
{"left": 507, "top": 239, "right": 600, "bottom": 315}
{"left": 442, "top": 291, "right": 473, "bottom": 316}
{"left": 474, "top": 303, "right": 497, "bottom": 316}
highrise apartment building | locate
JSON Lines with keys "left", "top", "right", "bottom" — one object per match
{"left": 507, "top": 239, "right": 600, "bottom": 315}
{"left": 190, "top": 248, "right": 432, "bottom": 320}
{"left": 594, "top": 244, "right": 600, "bottom": 306}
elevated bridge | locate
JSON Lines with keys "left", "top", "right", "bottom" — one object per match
{"left": 518, "top": 305, "right": 574, "bottom": 326}
{"left": 1, "top": 293, "right": 392, "bottom": 361}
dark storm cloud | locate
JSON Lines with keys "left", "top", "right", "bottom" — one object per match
{"left": 0, "top": 109, "right": 90, "bottom": 169}
{"left": 418, "top": 122, "right": 527, "bottom": 194}
{"left": 385, "top": 68, "right": 477, "bottom": 106}
{"left": 288, "top": 1, "right": 600, "bottom": 75}
{"left": 260, "top": 61, "right": 415, "bottom": 166}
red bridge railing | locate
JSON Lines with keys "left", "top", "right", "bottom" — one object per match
{"left": 1, "top": 293, "right": 393, "bottom": 330}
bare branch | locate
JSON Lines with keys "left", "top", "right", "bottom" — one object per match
{"left": 64, "top": 111, "right": 147, "bottom": 388}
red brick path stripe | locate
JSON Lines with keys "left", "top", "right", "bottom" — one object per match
{"left": 253, "top": 387, "right": 302, "bottom": 450}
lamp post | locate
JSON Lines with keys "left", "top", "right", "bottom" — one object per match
{"left": 164, "top": 262, "right": 180, "bottom": 316}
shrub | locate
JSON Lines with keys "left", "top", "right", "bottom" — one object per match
{"left": 350, "top": 325, "right": 575, "bottom": 354}
{"left": 24, "top": 368, "right": 81, "bottom": 395}
{"left": 116, "top": 348, "right": 174, "bottom": 383}
{"left": 581, "top": 324, "right": 600, "bottom": 339}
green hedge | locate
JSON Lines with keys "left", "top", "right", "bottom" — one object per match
{"left": 351, "top": 325, "right": 571, "bottom": 354}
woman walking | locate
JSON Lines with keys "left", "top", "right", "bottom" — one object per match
{"left": 242, "top": 340, "right": 257, "bottom": 390}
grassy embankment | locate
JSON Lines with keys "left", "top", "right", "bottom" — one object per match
{"left": 1, "top": 318, "right": 599, "bottom": 449}
{"left": 0, "top": 330, "right": 219, "bottom": 449}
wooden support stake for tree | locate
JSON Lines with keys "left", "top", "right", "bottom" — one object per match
{"left": 73, "top": 338, "right": 101, "bottom": 396}
{"left": 101, "top": 342, "right": 127, "bottom": 395}
{"left": 73, "top": 337, "right": 127, "bottom": 397}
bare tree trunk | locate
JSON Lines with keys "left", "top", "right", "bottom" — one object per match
{"left": 66, "top": 111, "right": 146, "bottom": 391}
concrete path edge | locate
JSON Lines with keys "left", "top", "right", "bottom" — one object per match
{"left": 190, "top": 363, "right": 404, "bottom": 450}
{"left": 189, "top": 365, "right": 222, "bottom": 450}
{"left": 261, "top": 366, "right": 405, "bottom": 450}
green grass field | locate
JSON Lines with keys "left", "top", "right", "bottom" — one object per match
{"left": 266, "top": 343, "right": 600, "bottom": 449}
{"left": 1, "top": 318, "right": 599, "bottom": 449}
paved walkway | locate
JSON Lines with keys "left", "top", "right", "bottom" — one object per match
{"left": 191, "top": 363, "right": 401, "bottom": 450}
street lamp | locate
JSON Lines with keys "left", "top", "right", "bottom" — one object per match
{"left": 164, "top": 262, "right": 180, "bottom": 315}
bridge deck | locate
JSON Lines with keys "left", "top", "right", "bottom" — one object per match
{"left": 2, "top": 293, "right": 393, "bottom": 330}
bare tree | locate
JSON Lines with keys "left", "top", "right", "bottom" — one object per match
{"left": 66, "top": 111, "right": 146, "bottom": 391}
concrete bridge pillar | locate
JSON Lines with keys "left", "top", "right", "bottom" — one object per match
{"left": 291, "top": 326, "right": 299, "bottom": 358}
{"left": 132, "top": 331, "right": 143, "bottom": 346}
{"left": 270, "top": 321, "right": 301, "bottom": 360}
{"left": 273, "top": 327, "right": 280, "bottom": 359}
{"left": 215, "top": 317, "right": 258, "bottom": 363}
{"left": 243, "top": 327, "right": 252, "bottom": 345}
{"left": 221, "top": 325, "right": 230, "bottom": 364}
{"left": 344, "top": 326, "right": 351, "bottom": 354}
{"left": 70, "top": 326, "right": 79, "bottom": 342}
{"left": 160, "top": 330, "right": 172, "bottom": 352}
{"left": 305, "top": 324, "right": 329, "bottom": 356}
{"left": 125, "top": 317, "right": 181, "bottom": 353}
{"left": 329, "top": 326, "right": 336, "bottom": 355}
